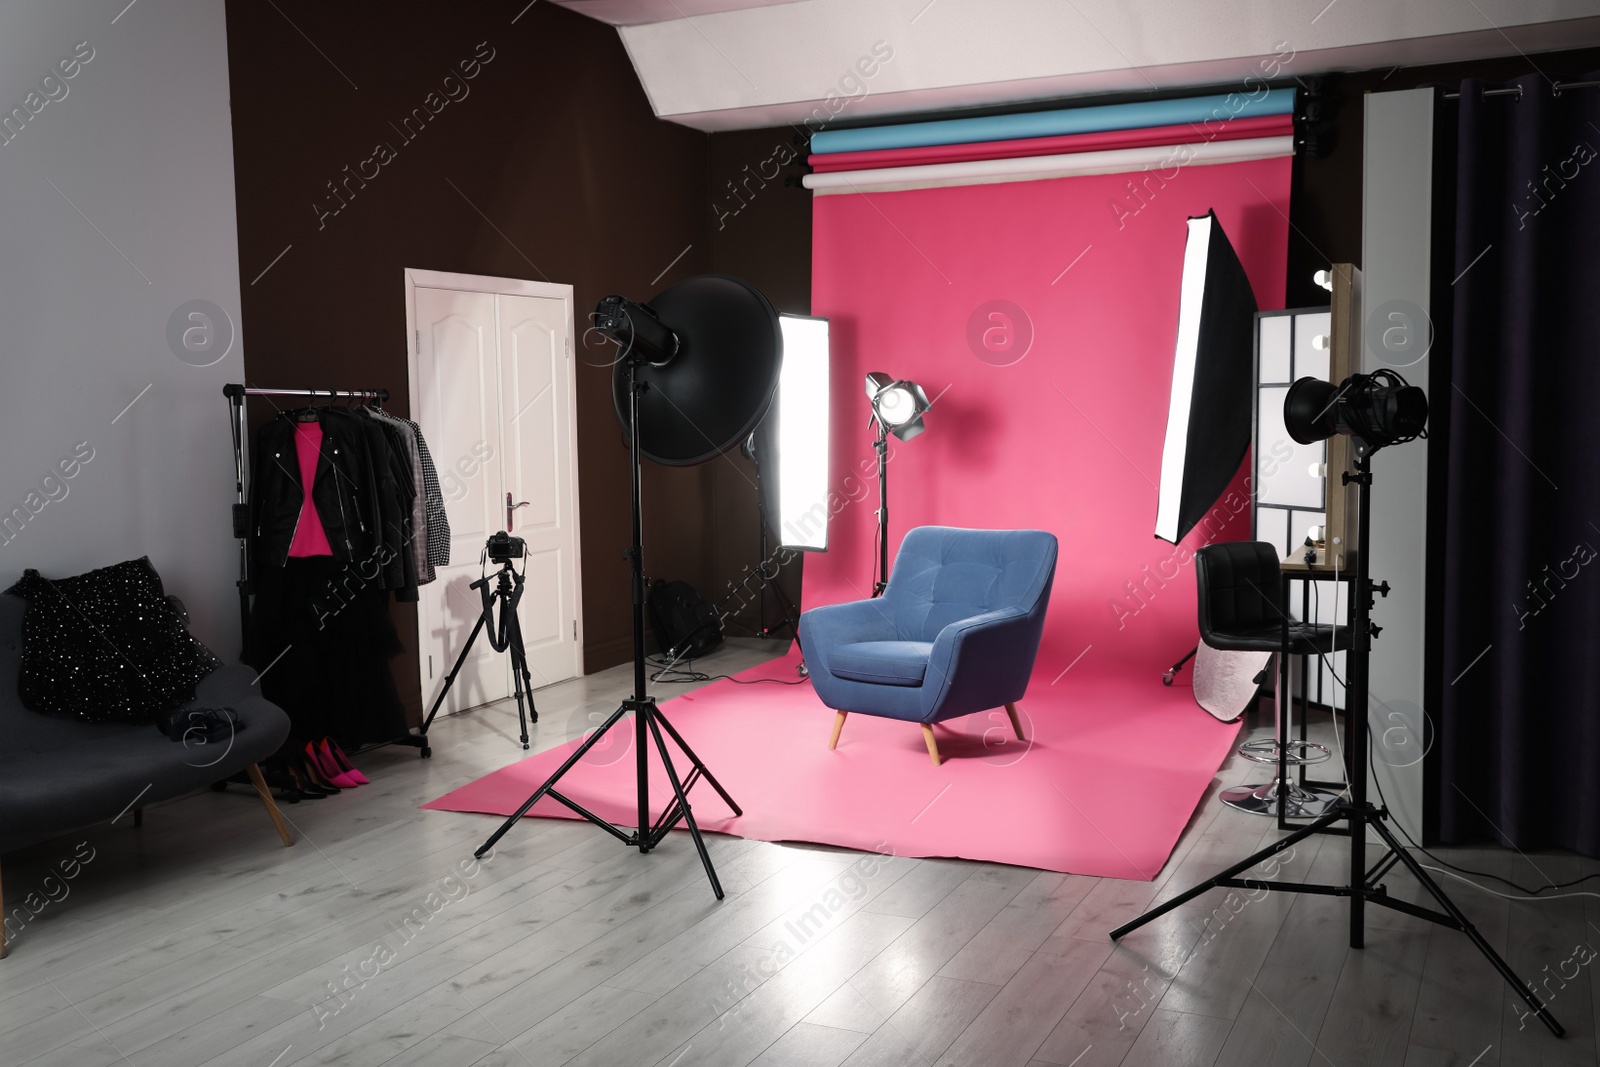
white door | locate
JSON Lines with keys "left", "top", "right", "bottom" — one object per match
{"left": 410, "top": 277, "right": 582, "bottom": 717}
{"left": 497, "top": 293, "right": 581, "bottom": 688}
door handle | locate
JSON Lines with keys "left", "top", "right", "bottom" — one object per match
{"left": 505, "top": 492, "right": 530, "bottom": 531}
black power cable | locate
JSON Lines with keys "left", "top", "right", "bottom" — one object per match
{"left": 1294, "top": 578, "right": 1596, "bottom": 897}
{"left": 1366, "top": 733, "right": 1600, "bottom": 897}
{"left": 647, "top": 656, "right": 809, "bottom": 686}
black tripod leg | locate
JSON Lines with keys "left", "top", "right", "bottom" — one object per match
{"left": 1368, "top": 820, "right": 1564, "bottom": 1037}
{"left": 645, "top": 710, "right": 724, "bottom": 900}
{"left": 652, "top": 708, "right": 742, "bottom": 816}
{"left": 506, "top": 627, "right": 531, "bottom": 750}
{"left": 511, "top": 614, "right": 538, "bottom": 724}
{"left": 420, "top": 614, "right": 489, "bottom": 738}
{"left": 475, "top": 702, "right": 632, "bottom": 858}
{"left": 513, "top": 662, "right": 529, "bottom": 750}
{"left": 1110, "top": 810, "right": 1337, "bottom": 940}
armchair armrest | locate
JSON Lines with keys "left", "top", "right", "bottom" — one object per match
{"left": 799, "top": 598, "right": 903, "bottom": 656}
{"left": 921, "top": 606, "right": 1044, "bottom": 721}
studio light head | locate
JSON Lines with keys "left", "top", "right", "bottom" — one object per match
{"left": 865, "top": 372, "right": 930, "bottom": 442}
{"left": 606, "top": 276, "right": 783, "bottom": 467}
{"left": 1284, "top": 368, "right": 1428, "bottom": 456}
{"left": 594, "top": 295, "right": 680, "bottom": 367}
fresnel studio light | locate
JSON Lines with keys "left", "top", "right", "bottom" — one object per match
{"left": 864, "top": 373, "right": 930, "bottom": 595}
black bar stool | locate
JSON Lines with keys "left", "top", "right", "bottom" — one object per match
{"left": 1195, "top": 541, "right": 1350, "bottom": 818}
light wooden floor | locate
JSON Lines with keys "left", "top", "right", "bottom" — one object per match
{"left": 2, "top": 639, "right": 1596, "bottom": 1067}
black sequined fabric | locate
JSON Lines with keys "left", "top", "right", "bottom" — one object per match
{"left": 4, "top": 557, "right": 222, "bottom": 724}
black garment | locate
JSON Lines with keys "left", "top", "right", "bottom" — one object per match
{"left": 244, "top": 407, "right": 415, "bottom": 744}
{"left": 245, "top": 556, "right": 406, "bottom": 747}
{"left": 409, "top": 418, "right": 451, "bottom": 571}
{"left": 363, "top": 407, "right": 440, "bottom": 584}
{"left": 1429, "top": 74, "right": 1600, "bottom": 855}
{"left": 5, "top": 558, "right": 221, "bottom": 724}
{"left": 249, "top": 411, "right": 377, "bottom": 567}
{"left": 341, "top": 410, "right": 415, "bottom": 601}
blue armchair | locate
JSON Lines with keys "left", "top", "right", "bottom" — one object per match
{"left": 799, "top": 526, "right": 1058, "bottom": 766}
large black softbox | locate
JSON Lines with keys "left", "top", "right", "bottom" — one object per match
{"left": 1153, "top": 210, "right": 1258, "bottom": 544}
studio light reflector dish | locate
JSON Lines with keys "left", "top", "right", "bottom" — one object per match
{"left": 1154, "top": 210, "right": 1259, "bottom": 544}
{"left": 609, "top": 275, "right": 783, "bottom": 466}
{"left": 751, "top": 315, "right": 831, "bottom": 551}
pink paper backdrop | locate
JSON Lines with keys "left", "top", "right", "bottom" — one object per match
{"left": 806, "top": 158, "right": 1292, "bottom": 680}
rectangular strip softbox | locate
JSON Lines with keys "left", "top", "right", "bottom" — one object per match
{"left": 1154, "top": 210, "right": 1259, "bottom": 544}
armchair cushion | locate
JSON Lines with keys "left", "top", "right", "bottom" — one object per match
{"left": 829, "top": 641, "right": 933, "bottom": 687}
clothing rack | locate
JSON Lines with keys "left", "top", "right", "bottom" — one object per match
{"left": 223, "top": 383, "right": 427, "bottom": 758}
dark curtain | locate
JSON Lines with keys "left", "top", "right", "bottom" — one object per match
{"left": 1430, "top": 74, "right": 1600, "bottom": 854}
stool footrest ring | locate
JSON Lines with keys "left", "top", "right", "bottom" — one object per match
{"left": 1238, "top": 737, "right": 1331, "bottom": 766}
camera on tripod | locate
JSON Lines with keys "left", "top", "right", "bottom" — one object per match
{"left": 420, "top": 529, "right": 539, "bottom": 751}
{"left": 486, "top": 530, "right": 525, "bottom": 564}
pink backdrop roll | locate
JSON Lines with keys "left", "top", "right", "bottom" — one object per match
{"left": 805, "top": 158, "right": 1292, "bottom": 680}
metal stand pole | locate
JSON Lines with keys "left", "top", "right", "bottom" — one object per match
{"left": 1109, "top": 455, "right": 1565, "bottom": 1038}
{"left": 873, "top": 422, "right": 889, "bottom": 596}
{"left": 475, "top": 357, "right": 740, "bottom": 900}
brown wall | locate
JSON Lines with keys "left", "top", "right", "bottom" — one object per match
{"left": 226, "top": 1, "right": 720, "bottom": 721}
{"left": 703, "top": 127, "right": 814, "bottom": 638}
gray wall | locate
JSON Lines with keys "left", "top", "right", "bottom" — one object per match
{"left": 0, "top": 0, "right": 243, "bottom": 651}
{"left": 1359, "top": 87, "right": 1434, "bottom": 842}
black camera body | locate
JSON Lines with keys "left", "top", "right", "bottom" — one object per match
{"left": 487, "top": 530, "right": 525, "bottom": 564}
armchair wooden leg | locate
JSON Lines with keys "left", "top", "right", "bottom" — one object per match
{"left": 245, "top": 763, "right": 295, "bottom": 847}
{"left": 1005, "top": 702, "right": 1025, "bottom": 741}
{"left": 829, "top": 711, "right": 847, "bottom": 750}
{"left": 922, "top": 724, "right": 941, "bottom": 767}
{"left": 1, "top": 856, "right": 7, "bottom": 959}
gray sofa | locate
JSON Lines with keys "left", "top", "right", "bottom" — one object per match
{"left": 0, "top": 592, "right": 294, "bottom": 957}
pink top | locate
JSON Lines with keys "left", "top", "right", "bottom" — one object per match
{"left": 288, "top": 422, "right": 334, "bottom": 557}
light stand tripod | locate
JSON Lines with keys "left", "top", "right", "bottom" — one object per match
{"left": 711, "top": 495, "right": 800, "bottom": 642}
{"left": 419, "top": 548, "right": 539, "bottom": 757}
{"left": 1110, "top": 455, "right": 1564, "bottom": 1037}
{"left": 474, "top": 357, "right": 743, "bottom": 899}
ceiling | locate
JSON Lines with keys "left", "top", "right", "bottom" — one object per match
{"left": 554, "top": 0, "right": 1600, "bottom": 132}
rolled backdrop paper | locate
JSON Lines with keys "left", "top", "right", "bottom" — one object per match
{"left": 807, "top": 158, "right": 1290, "bottom": 675}
{"left": 803, "top": 135, "right": 1292, "bottom": 196}
{"left": 809, "top": 88, "right": 1297, "bottom": 154}
{"left": 808, "top": 114, "right": 1294, "bottom": 173}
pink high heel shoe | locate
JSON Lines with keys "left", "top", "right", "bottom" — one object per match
{"left": 321, "top": 738, "right": 370, "bottom": 786}
{"left": 307, "top": 741, "right": 361, "bottom": 789}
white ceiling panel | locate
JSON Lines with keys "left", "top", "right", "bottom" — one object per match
{"left": 556, "top": 0, "right": 1600, "bottom": 131}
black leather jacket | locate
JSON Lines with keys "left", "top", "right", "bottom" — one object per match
{"left": 250, "top": 411, "right": 378, "bottom": 567}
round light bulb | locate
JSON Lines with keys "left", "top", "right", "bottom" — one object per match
{"left": 876, "top": 386, "right": 916, "bottom": 425}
